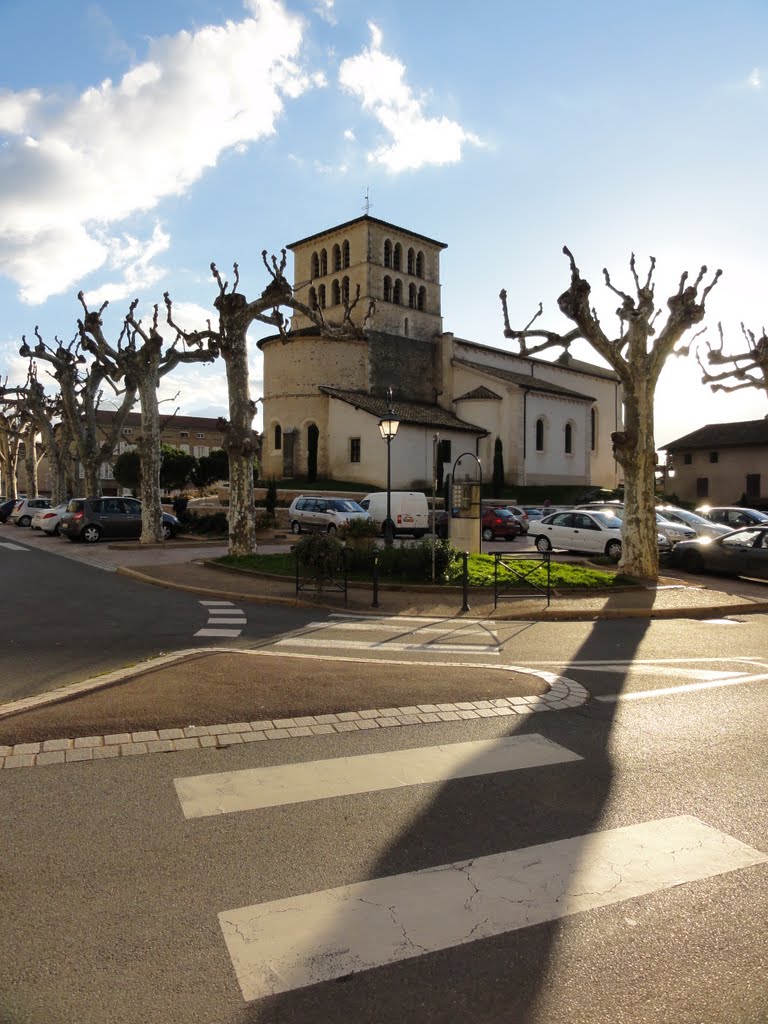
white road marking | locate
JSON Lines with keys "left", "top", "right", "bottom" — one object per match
{"left": 596, "top": 671, "right": 768, "bottom": 702}
{"left": 0, "top": 542, "right": 28, "bottom": 550}
{"left": 174, "top": 735, "right": 581, "bottom": 818}
{"left": 200, "top": 600, "right": 236, "bottom": 606}
{"left": 195, "top": 600, "right": 246, "bottom": 639}
{"left": 304, "top": 620, "right": 495, "bottom": 635}
{"left": 205, "top": 617, "right": 247, "bottom": 625}
{"left": 219, "top": 815, "right": 768, "bottom": 1001}
{"left": 194, "top": 628, "right": 243, "bottom": 638}
{"left": 328, "top": 614, "right": 499, "bottom": 626}
{"left": 275, "top": 637, "right": 501, "bottom": 654}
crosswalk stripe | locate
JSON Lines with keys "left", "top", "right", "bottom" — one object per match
{"left": 275, "top": 637, "right": 501, "bottom": 654}
{"left": 175, "top": 735, "right": 581, "bottom": 818}
{"left": 194, "top": 628, "right": 242, "bottom": 638}
{"left": 307, "top": 619, "right": 498, "bottom": 635}
{"left": 204, "top": 617, "right": 247, "bottom": 625}
{"left": 596, "top": 671, "right": 768, "bottom": 702}
{"left": 0, "top": 542, "right": 28, "bottom": 550}
{"left": 219, "top": 815, "right": 768, "bottom": 1001}
{"left": 200, "top": 600, "right": 236, "bottom": 606}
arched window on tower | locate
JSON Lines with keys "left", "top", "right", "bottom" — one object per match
{"left": 342, "top": 239, "right": 350, "bottom": 268}
{"left": 415, "top": 251, "right": 424, "bottom": 278}
{"left": 311, "top": 252, "right": 319, "bottom": 279}
{"left": 309, "top": 286, "right": 318, "bottom": 310}
{"left": 393, "top": 279, "right": 402, "bottom": 305}
{"left": 535, "top": 418, "right": 545, "bottom": 452}
{"left": 393, "top": 243, "right": 402, "bottom": 271}
{"left": 383, "top": 276, "right": 392, "bottom": 302}
{"left": 332, "top": 279, "right": 341, "bottom": 305}
{"left": 407, "top": 248, "right": 415, "bottom": 275}
{"left": 590, "top": 407, "right": 597, "bottom": 451}
{"left": 274, "top": 424, "right": 282, "bottom": 451}
{"left": 384, "top": 239, "right": 392, "bottom": 268}
{"left": 332, "top": 243, "right": 341, "bottom": 271}
{"left": 320, "top": 249, "right": 328, "bottom": 276}
{"left": 404, "top": 317, "right": 409, "bottom": 336}
{"left": 417, "top": 286, "right": 426, "bottom": 311}
{"left": 564, "top": 423, "right": 573, "bottom": 455}
{"left": 408, "top": 283, "right": 417, "bottom": 309}
{"left": 341, "top": 276, "right": 350, "bottom": 305}
{"left": 318, "top": 284, "right": 326, "bottom": 308}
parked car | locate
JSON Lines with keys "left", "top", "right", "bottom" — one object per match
{"left": 59, "top": 497, "right": 179, "bottom": 543}
{"left": 30, "top": 502, "right": 69, "bottom": 535}
{"left": 574, "top": 503, "right": 697, "bottom": 546}
{"left": 521, "top": 506, "right": 546, "bottom": 522}
{"left": 0, "top": 497, "right": 20, "bottom": 523}
{"left": 480, "top": 507, "right": 522, "bottom": 542}
{"left": 695, "top": 506, "right": 768, "bottom": 529}
{"left": 359, "top": 491, "right": 429, "bottom": 537}
{"left": 288, "top": 496, "right": 371, "bottom": 535}
{"left": 669, "top": 526, "right": 768, "bottom": 580}
{"left": 530, "top": 509, "right": 670, "bottom": 562}
{"left": 9, "top": 497, "right": 52, "bottom": 527}
{"left": 655, "top": 505, "right": 731, "bottom": 540}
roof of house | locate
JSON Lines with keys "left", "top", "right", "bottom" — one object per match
{"left": 454, "top": 385, "right": 503, "bottom": 401}
{"left": 661, "top": 418, "right": 768, "bottom": 450}
{"left": 318, "top": 387, "right": 487, "bottom": 434}
{"left": 288, "top": 215, "right": 447, "bottom": 251}
{"left": 453, "top": 337, "right": 621, "bottom": 383}
{"left": 454, "top": 358, "right": 596, "bottom": 402}
{"left": 94, "top": 410, "right": 229, "bottom": 432}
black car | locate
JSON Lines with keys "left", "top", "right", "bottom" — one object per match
{"left": 0, "top": 497, "right": 18, "bottom": 523}
{"left": 669, "top": 526, "right": 768, "bottom": 580}
{"left": 60, "top": 497, "right": 179, "bottom": 543}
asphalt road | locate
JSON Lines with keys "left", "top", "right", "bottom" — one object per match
{"left": 2, "top": 660, "right": 766, "bottom": 1024}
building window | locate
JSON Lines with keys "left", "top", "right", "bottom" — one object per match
{"left": 404, "top": 317, "right": 409, "bottom": 336}
{"left": 393, "top": 242, "right": 402, "bottom": 271}
{"left": 320, "top": 249, "right": 328, "bottom": 276}
{"left": 696, "top": 477, "right": 709, "bottom": 498}
{"left": 318, "top": 284, "right": 326, "bottom": 309}
{"left": 350, "top": 438, "right": 361, "bottom": 463}
{"left": 342, "top": 239, "right": 350, "bottom": 268}
{"left": 590, "top": 408, "right": 596, "bottom": 451}
{"left": 535, "top": 418, "right": 545, "bottom": 452}
{"left": 332, "top": 279, "right": 341, "bottom": 305}
{"left": 311, "top": 252, "right": 320, "bottom": 278}
{"left": 332, "top": 243, "right": 341, "bottom": 272}
{"left": 124, "top": 428, "right": 133, "bottom": 435}
{"left": 274, "top": 424, "right": 282, "bottom": 451}
{"left": 418, "top": 286, "right": 426, "bottom": 311}
{"left": 408, "top": 283, "right": 417, "bottom": 308}
{"left": 196, "top": 432, "right": 205, "bottom": 439}
{"left": 415, "top": 251, "right": 424, "bottom": 278}
{"left": 393, "top": 279, "right": 402, "bottom": 305}
{"left": 383, "top": 276, "right": 392, "bottom": 302}
{"left": 180, "top": 431, "right": 189, "bottom": 438}
{"left": 407, "top": 247, "right": 415, "bottom": 275}
{"left": 709, "top": 451, "right": 719, "bottom": 463}
{"left": 384, "top": 239, "right": 392, "bottom": 268}
{"left": 684, "top": 453, "right": 692, "bottom": 465}
{"left": 746, "top": 473, "right": 761, "bottom": 497}
{"left": 564, "top": 423, "right": 573, "bottom": 454}
{"left": 341, "top": 276, "right": 350, "bottom": 305}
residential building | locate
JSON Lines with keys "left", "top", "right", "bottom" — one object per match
{"left": 661, "top": 418, "right": 768, "bottom": 506}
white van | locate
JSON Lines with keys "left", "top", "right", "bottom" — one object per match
{"left": 360, "top": 491, "right": 429, "bottom": 538}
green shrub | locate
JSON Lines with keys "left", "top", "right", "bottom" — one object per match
{"left": 255, "top": 512, "right": 276, "bottom": 531}
{"left": 191, "top": 511, "right": 229, "bottom": 535}
{"left": 295, "top": 532, "right": 345, "bottom": 579}
{"left": 339, "top": 517, "right": 380, "bottom": 540}
{"left": 344, "top": 538, "right": 456, "bottom": 582}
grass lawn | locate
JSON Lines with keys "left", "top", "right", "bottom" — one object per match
{"left": 216, "top": 551, "right": 638, "bottom": 589}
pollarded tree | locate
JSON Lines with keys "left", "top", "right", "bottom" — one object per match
{"left": 19, "top": 330, "right": 136, "bottom": 498}
{"left": 20, "top": 362, "right": 76, "bottom": 504}
{"left": 77, "top": 295, "right": 217, "bottom": 544}
{"left": 165, "top": 252, "right": 372, "bottom": 556}
{"left": 0, "top": 387, "right": 28, "bottom": 499}
{"left": 697, "top": 322, "right": 768, "bottom": 401}
{"left": 500, "top": 248, "right": 721, "bottom": 580}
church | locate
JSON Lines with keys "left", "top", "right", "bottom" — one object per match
{"left": 258, "top": 215, "right": 623, "bottom": 491}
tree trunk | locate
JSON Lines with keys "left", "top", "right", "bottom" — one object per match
{"left": 222, "top": 327, "right": 256, "bottom": 556}
{"left": 614, "top": 379, "right": 658, "bottom": 580}
{"left": 24, "top": 422, "right": 39, "bottom": 498}
{"left": 137, "top": 379, "right": 164, "bottom": 544}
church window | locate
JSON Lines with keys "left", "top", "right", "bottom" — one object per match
{"left": 332, "top": 243, "right": 341, "bottom": 271}
{"left": 407, "top": 248, "right": 415, "bottom": 275}
{"left": 565, "top": 423, "right": 573, "bottom": 454}
{"left": 408, "top": 283, "right": 417, "bottom": 308}
{"left": 318, "top": 284, "right": 326, "bottom": 308}
{"left": 274, "top": 424, "right": 282, "bottom": 451}
{"left": 341, "top": 276, "right": 350, "bottom": 305}
{"left": 404, "top": 318, "right": 409, "bottom": 336}
{"left": 417, "top": 286, "right": 426, "bottom": 311}
{"left": 393, "top": 243, "right": 402, "bottom": 271}
{"left": 590, "top": 407, "right": 597, "bottom": 451}
{"left": 349, "top": 438, "right": 361, "bottom": 463}
{"left": 415, "top": 251, "right": 424, "bottom": 277}
{"left": 393, "top": 279, "right": 402, "bottom": 305}
{"left": 383, "top": 276, "right": 392, "bottom": 302}
{"left": 319, "top": 249, "right": 328, "bottom": 276}
{"left": 342, "top": 239, "right": 350, "bottom": 268}
{"left": 332, "top": 279, "right": 341, "bottom": 305}
{"left": 535, "top": 418, "right": 545, "bottom": 452}
{"left": 384, "top": 239, "right": 392, "bottom": 268}
{"left": 311, "top": 252, "right": 320, "bottom": 279}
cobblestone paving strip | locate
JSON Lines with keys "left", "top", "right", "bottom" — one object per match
{"left": 0, "top": 681, "right": 589, "bottom": 769}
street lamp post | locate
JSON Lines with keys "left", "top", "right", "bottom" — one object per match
{"left": 378, "top": 388, "right": 400, "bottom": 547}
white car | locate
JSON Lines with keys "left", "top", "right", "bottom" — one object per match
{"left": 531, "top": 509, "right": 669, "bottom": 562}
{"left": 656, "top": 505, "right": 731, "bottom": 540}
{"left": 9, "top": 497, "right": 52, "bottom": 527}
{"left": 30, "top": 501, "right": 69, "bottom": 535}
{"left": 575, "top": 503, "right": 696, "bottom": 546}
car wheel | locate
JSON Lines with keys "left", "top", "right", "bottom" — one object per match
{"left": 683, "top": 549, "right": 705, "bottom": 573}
{"left": 161, "top": 523, "right": 174, "bottom": 541}
{"left": 606, "top": 539, "right": 622, "bottom": 562}
{"left": 535, "top": 535, "right": 552, "bottom": 552}
{"left": 327, "top": 524, "right": 337, "bottom": 534}
{"left": 291, "top": 521, "right": 301, "bottom": 535}
{"left": 82, "top": 524, "right": 101, "bottom": 544}
{"left": 53, "top": 523, "right": 61, "bottom": 536}
{"left": 482, "top": 526, "right": 494, "bottom": 541}
{"left": 18, "top": 515, "right": 31, "bottom": 527}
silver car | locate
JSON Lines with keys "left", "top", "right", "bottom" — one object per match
{"left": 656, "top": 505, "right": 731, "bottom": 540}
{"left": 288, "top": 496, "right": 371, "bottom": 534}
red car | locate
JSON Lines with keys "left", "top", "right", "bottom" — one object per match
{"left": 481, "top": 507, "right": 522, "bottom": 541}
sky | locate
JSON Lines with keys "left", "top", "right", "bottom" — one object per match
{"left": 1, "top": 0, "right": 767, "bottom": 451}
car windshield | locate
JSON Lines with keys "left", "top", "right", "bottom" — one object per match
{"left": 752, "top": 509, "right": 768, "bottom": 522}
{"left": 492, "top": 509, "right": 516, "bottom": 518}
{"left": 332, "top": 499, "right": 364, "bottom": 512}
{"left": 660, "top": 508, "right": 713, "bottom": 528}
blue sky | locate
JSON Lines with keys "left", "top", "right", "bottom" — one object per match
{"left": 1, "top": 0, "right": 767, "bottom": 448}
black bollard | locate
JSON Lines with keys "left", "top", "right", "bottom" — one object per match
{"left": 461, "top": 550, "right": 470, "bottom": 613}
{"left": 371, "top": 551, "right": 380, "bottom": 608}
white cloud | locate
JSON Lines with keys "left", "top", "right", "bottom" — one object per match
{"left": 749, "top": 67, "right": 762, "bottom": 89}
{"left": 343, "top": 128, "right": 355, "bottom": 141}
{"left": 312, "top": 0, "right": 336, "bottom": 25}
{"left": 338, "top": 22, "right": 481, "bottom": 172}
{"left": 0, "top": 0, "right": 317, "bottom": 304}
{"left": 83, "top": 223, "right": 171, "bottom": 306}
